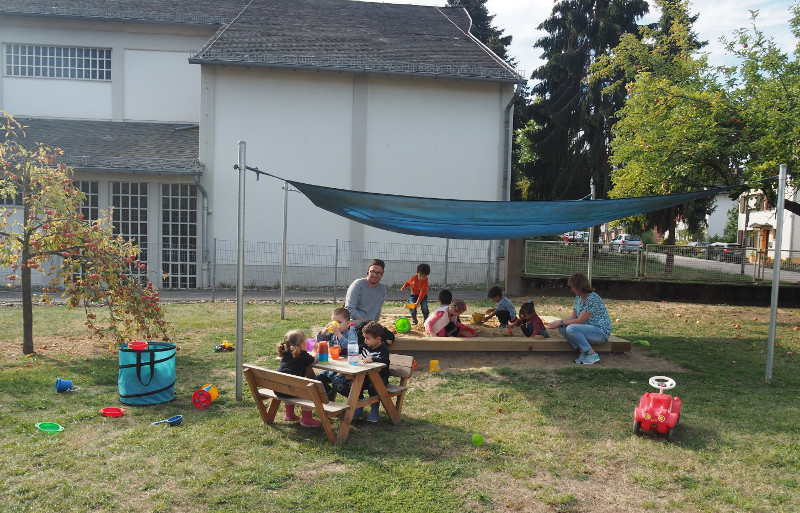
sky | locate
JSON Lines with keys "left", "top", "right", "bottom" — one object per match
{"left": 369, "top": 0, "right": 796, "bottom": 80}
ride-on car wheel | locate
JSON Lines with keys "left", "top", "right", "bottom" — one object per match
{"left": 667, "top": 426, "right": 675, "bottom": 442}
{"left": 633, "top": 420, "right": 641, "bottom": 436}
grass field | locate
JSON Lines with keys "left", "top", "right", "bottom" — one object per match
{"left": 0, "top": 297, "right": 798, "bottom": 512}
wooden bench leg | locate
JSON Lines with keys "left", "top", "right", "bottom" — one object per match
{"left": 334, "top": 374, "right": 367, "bottom": 445}
{"left": 368, "top": 372, "right": 401, "bottom": 425}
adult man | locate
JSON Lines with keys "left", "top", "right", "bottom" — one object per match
{"left": 345, "top": 259, "right": 387, "bottom": 322}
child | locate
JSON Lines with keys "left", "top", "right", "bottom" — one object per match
{"left": 356, "top": 321, "right": 391, "bottom": 422}
{"left": 438, "top": 289, "right": 453, "bottom": 306}
{"left": 315, "top": 307, "right": 357, "bottom": 400}
{"left": 425, "top": 298, "right": 468, "bottom": 337}
{"left": 335, "top": 321, "right": 390, "bottom": 422}
{"left": 484, "top": 286, "right": 517, "bottom": 329}
{"left": 511, "top": 300, "right": 549, "bottom": 338}
{"left": 276, "top": 329, "right": 321, "bottom": 428}
{"left": 400, "top": 263, "right": 430, "bottom": 325}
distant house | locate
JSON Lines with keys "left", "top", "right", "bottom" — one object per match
{"left": 738, "top": 189, "right": 800, "bottom": 259}
{"left": 0, "top": 0, "right": 524, "bottom": 288}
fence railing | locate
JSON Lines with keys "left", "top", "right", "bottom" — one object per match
{"left": 523, "top": 241, "right": 800, "bottom": 286}
{"left": 211, "top": 239, "right": 506, "bottom": 301}
{"left": 1, "top": 239, "right": 507, "bottom": 299}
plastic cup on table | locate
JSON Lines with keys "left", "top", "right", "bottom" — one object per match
{"left": 330, "top": 345, "right": 340, "bottom": 360}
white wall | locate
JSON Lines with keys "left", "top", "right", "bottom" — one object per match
{"left": 123, "top": 50, "right": 200, "bottom": 123}
{"left": 201, "top": 65, "right": 513, "bottom": 249}
{"left": 0, "top": 17, "right": 210, "bottom": 122}
{"left": 707, "top": 194, "right": 736, "bottom": 238}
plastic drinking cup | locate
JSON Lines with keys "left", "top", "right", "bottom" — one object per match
{"left": 330, "top": 346, "right": 340, "bottom": 360}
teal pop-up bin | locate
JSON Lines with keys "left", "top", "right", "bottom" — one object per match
{"left": 118, "top": 342, "right": 176, "bottom": 405}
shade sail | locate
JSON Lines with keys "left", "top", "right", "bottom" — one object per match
{"left": 287, "top": 179, "right": 733, "bottom": 240}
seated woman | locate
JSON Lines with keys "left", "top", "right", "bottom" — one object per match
{"left": 547, "top": 273, "right": 611, "bottom": 365}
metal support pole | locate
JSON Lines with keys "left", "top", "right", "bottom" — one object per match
{"left": 588, "top": 178, "right": 595, "bottom": 284}
{"left": 280, "top": 181, "right": 288, "bottom": 319}
{"left": 766, "top": 164, "right": 787, "bottom": 382}
{"left": 235, "top": 142, "right": 246, "bottom": 401}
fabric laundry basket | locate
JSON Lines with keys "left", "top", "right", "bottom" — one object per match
{"left": 118, "top": 342, "right": 176, "bottom": 405}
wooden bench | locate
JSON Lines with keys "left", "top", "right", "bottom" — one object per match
{"left": 242, "top": 364, "right": 351, "bottom": 445}
{"left": 380, "top": 354, "right": 414, "bottom": 416}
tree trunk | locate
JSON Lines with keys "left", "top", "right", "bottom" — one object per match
{"left": 21, "top": 253, "right": 33, "bottom": 355}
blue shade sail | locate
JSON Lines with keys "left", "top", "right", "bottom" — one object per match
{"left": 287, "top": 180, "right": 733, "bottom": 240}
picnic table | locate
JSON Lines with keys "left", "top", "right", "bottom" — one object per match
{"left": 311, "top": 359, "right": 402, "bottom": 444}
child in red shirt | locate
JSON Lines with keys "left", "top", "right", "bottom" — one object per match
{"left": 511, "top": 301, "right": 549, "bottom": 338}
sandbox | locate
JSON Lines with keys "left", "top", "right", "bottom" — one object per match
{"left": 381, "top": 312, "right": 631, "bottom": 353}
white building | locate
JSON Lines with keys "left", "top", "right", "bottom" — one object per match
{"left": 1, "top": 0, "right": 524, "bottom": 288}
{"left": 738, "top": 188, "right": 800, "bottom": 260}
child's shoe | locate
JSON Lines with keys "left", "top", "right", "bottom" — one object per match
{"left": 367, "top": 403, "right": 380, "bottom": 423}
{"left": 499, "top": 323, "right": 508, "bottom": 329}
{"left": 284, "top": 405, "right": 300, "bottom": 422}
{"left": 353, "top": 407, "right": 364, "bottom": 420}
{"left": 574, "top": 351, "right": 587, "bottom": 364}
{"left": 300, "top": 409, "right": 321, "bottom": 427}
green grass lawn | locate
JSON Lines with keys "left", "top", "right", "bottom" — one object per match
{"left": 0, "top": 298, "right": 798, "bottom": 512}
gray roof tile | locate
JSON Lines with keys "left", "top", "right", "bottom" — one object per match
{"left": 193, "top": 0, "right": 521, "bottom": 81}
{"left": 12, "top": 118, "right": 202, "bottom": 174}
{"left": 0, "top": 0, "right": 248, "bottom": 25}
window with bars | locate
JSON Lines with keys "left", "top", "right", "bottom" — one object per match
{"left": 112, "top": 182, "right": 148, "bottom": 279}
{"left": 161, "top": 184, "right": 198, "bottom": 289}
{"left": 4, "top": 44, "right": 111, "bottom": 80}
{"left": 76, "top": 181, "right": 99, "bottom": 221}
{"left": 1, "top": 190, "right": 22, "bottom": 206}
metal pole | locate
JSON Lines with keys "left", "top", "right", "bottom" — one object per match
{"left": 281, "top": 181, "right": 289, "bottom": 319}
{"left": 444, "top": 239, "right": 450, "bottom": 289}
{"left": 485, "top": 242, "right": 492, "bottom": 291}
{"left": 766, "top": 164, "right": 787, "bottom": 382}
{"left": 235, "top": 142, "right": 246, "bottom": 401}
{"left": 211, "top": 237, "right": 217, "bottom": 302}
{"left": 588, "top": 178, "right": 595, "bottom": 284}
{"left": 333, "top": 239, "right": 339, "bottom": 304}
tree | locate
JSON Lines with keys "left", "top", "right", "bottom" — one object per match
{"left": 592, "top": 0, "right": 720, "bottom": 251}
{"left": 517, "top": 0, "right": 648, "bottom": 202}
{"left": 0, "top": 112, "right": 169, "bottom": 355}
{"left": 603, "top": 2, "right": 800, "bottom": 220}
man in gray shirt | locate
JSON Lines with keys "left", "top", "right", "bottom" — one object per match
{"left": 345, "top": 259, "right": 387, "bottom": 322}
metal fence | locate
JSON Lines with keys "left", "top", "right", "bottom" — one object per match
{"left": 523, "top": 241, "right": 800, "bottom": 285}
{"left": 211, "top": 239, "right": 506, "bottom": 301}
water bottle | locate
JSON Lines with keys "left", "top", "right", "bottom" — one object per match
{"left": 347, "top": 323, "right": 359, "bottom": 366}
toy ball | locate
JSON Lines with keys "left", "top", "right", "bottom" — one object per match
{"left": 472, "top": 433, "right": 484, "bottom": 446}
{"left": 395, "top": 317, "right": 411, "bottom": 333}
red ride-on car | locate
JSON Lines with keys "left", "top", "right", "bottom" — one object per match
{"left": 633, "top": 376, "right": 682, "bottom": 442}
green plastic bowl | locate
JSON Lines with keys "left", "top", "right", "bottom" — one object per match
{"left": 36, "top": 422, "right": 64, "bottom": 433}
{"left": 395, "top": 317, "right": 411, "bottom": 333}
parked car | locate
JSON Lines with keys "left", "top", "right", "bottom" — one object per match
{"left": 610, "top": 234, "right": 642, "bottom": 252}
{"left": 562, "top": 230, "right": 590, "bottom": 243}
{"left": 687, "top": 241, "right": 712, "bottom": 259}
{"left": 708, "top": 242, "right": 745, "bottom": 264}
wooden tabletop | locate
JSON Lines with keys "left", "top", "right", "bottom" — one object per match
{"left": 311, "top": 359, "right": 385, "bottom": 375}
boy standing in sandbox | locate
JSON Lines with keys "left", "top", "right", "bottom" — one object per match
{"left": 401, "top": 263, "right": 430, "bottom": 325}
